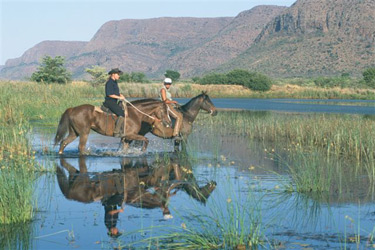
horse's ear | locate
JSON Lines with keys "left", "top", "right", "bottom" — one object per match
{"left": 202, "top": 91, "right": 207, "bottom": 95}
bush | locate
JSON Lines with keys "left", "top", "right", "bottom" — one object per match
{"left": 130, "top": 72, "right": 149, "bottom": 83}
{"left": 226, "top": 69, "right": 252, "bottom": 85}
{"left": 363, "top": 68, "right": 375, "bottom": 88}
{"left": 119, "top": 72, "right": 149, "bottom": 83}
{"left": 194, "top": 69, "right": 273, "bottom": 91}
{"left": 314, "top": 76, "right": 354, "bottom": 88}
{"left": 85, "top": 66, "right": 107, "bottom": 86}
{"left": 245, "top": 72, "right": 273, "bottom": 91}
{"left": 199, "top": 73, "right": 228, "bottom": 85}
{"left": 31, "top": 55, "right": 71, "bottom": 84}
{"left": 164, "top": 70, "right": 180, "bottom": 82}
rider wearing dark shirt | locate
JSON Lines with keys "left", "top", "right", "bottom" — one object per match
{"left": 103, "top": 68, "right": 126, "bottom": 137}
{"left": 103, "top": 69, "right": 125, "bottom": 117}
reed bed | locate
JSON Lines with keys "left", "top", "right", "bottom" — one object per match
{"left": 0, "top": 82, "right": 42, "bottom": 225}
{"left": 208, "top": 111, "right": 375, "bottom": 163}
{"left": 198, "top": 111, "right": 375, "bottom": 193}
{"left": 0, "top": 121, "right": 38, "bottom": 224}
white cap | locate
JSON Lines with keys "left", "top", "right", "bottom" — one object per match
{"left": 164, "top": 78, "right": 172, "bottom": 84}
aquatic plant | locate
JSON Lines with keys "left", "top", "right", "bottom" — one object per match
{"left": 147, "top": 176, "right": 263, "bottom": 249}
{"left": 0, "top": 222, "right": 34, "bottom": 250}
{"left": 206, "top": 111, "right": 375, "bottom": 163}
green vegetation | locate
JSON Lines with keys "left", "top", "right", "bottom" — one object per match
{"left": 114, "top": 175, "right": 264, "bottom": 250}
{"left": 196, "top": 69, "right": 273, "bottom": 91}
{"left": 363, "top": 67, "right": 375, "bottom": 88}
{"left": 120, "top": 72, "right": 149, "bottom": 83}
{"left": 85, "top": 65, "right": 107, "bottom": 86}
{"left": 165, "top": 184, "right": 263, "bottom": 249}
{"left": 0, "top": 84, "right": 40, "bottom": 224}
{"left": 204, "top": 111, "right": 375, "bottom": 193}
{"left": 31, "top": 55, "right": 72, "bottom": 84}
{"left": 0, "top": 222, "right": 34, "bottom": 250}
{"left": 164, "top": 69, "right": 181, "bottom": 82}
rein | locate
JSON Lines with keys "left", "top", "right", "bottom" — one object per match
{"left": 123, "top": 99, "right": 159, "bottom": 121}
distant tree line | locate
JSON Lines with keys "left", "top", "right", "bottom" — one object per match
{"left": 30, "top": 55, "right": 375, "bottom": 90}
{"left": 193, "top": 69, "right": 273, "bottom": 91}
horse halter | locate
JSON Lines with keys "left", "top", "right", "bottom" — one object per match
{"left": 201, "top": 95, "right": 216, "bottom": 115}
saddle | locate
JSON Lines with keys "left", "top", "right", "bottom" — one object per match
{"left": 94, "top": 105, "right": 116, "bottom": 115}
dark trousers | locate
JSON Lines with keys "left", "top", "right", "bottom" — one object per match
{"left": 103, "top": 99, "right": 125, "bottom": 117}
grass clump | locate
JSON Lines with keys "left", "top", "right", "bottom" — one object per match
{"left": 158, "top": 180, "right": 263, "bottom": 249}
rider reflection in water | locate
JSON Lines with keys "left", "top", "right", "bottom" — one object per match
{"left": 56, "top": 155, "right": 216, "bottom": 239}
{"left": 103, "top": 194, "right": 124, "bottom": 238}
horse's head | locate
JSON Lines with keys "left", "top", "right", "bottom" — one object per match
{"left": 199, "top": 91, "right": 218, "bottom": 116}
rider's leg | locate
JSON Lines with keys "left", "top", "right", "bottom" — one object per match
{"left": 104, "top": 99, "right": 125, "bottom": 137}
{"left": 167, "top": 104, "right": 183, "bottom": 137}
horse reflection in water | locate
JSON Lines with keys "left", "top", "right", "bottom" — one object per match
{"left": 56, "top": 155, "right": 216, "bottom": 237}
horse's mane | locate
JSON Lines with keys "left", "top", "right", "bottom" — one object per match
{"left": 130, "top": 98, "right": 163, "bottom": 108}
{"left": 131, "top": 98, "right": 159, "bottom": 104}
{"left": 180, "top": 92, "right": 207, "bottom": 112}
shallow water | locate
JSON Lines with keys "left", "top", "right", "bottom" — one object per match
{"left": 3, "top": 107, "right": 375, "bottom": 249}
{"left": 177, "top": 98, "right": 375, "bottom": 115}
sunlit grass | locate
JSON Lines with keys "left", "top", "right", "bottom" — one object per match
{"left": 206, "top": 111, "right": 375, "bottom": 163}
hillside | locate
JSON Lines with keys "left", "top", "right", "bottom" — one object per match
{"left": 217, "top": 0, "right": 375, "bottom": 77}
{"left": 1, "top": 41, "right": 87, "bottom": 79}
{"left": 163, "top": 5, "right": 286, "bottom": 76}
{"left": 1, "top": 1, "right": 373, "bottom": 80}
{"left": 0, "top": 5, "right": 283, "bottom": 80}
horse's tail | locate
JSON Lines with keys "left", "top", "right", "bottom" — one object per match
{"left": 54, "top": 108, "right": 71, "bottom": 146}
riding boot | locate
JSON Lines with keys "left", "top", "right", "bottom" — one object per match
{"left": 114, "top": 116, "right": 124, "bottom": 137}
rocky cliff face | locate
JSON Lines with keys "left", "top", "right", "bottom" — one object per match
{"left": 165, "top": 5, "right": 286, "bottom": 76}
{"left": 1, "top": 1, "right": 373, "bottom": 80}
{"left": 219, "top": 0, "right": 375, "bottom": 77}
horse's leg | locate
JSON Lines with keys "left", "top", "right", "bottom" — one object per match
{"left": 59, "top": 127, "right": 78, "bottom": 154}
{"left": 125, "top": 134, "right": 149, "bottom": 152}
{"left": 78, "top": 133, "right": 89, "bottom": 155}
{"left": 119, "top": 138, "right": 130, "bottom": 152}
{"left": 174, "top": 140, "right": 181, "bottom": 152}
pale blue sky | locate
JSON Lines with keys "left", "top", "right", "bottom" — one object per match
{"left": 0, "top": 0, "right": 296, "bottom": 65}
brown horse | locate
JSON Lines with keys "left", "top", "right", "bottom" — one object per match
{"left": 54, "top": 100, "right": 170, "bottom": 154}
{"left": 125, "top": 92, "right": 218, "bottom": 151}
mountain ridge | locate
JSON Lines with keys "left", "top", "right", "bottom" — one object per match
{"left": 1, "top": 1, "right": 374, "bottom": 80}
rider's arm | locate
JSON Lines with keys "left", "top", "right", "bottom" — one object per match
{"left": 108, "top": 94, "right": 124, "bottom": 100}
{"left": 161, "top": 89, "right": 177, "bottom": 104}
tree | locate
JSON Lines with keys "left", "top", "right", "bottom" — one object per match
{"left": 245, "top": 72, "right": 273, "bottom": 91}
{"left": 31, "top": 55, "right": 71, "bottom": 84}
{"left": 225, "top": 69, "right": 273, "bottom": 91}
{"left": 363, "top": 68, "right": 375, "bottom": 88}
{"left": 226, "top": 69, "right": 252, "bottom": 85}
{"left": 85, "top": 66, "right": 107, "bottom": 86}
{"left": 199, "top": 73, "right": 228, "bottom": 85}
{"left": 130, "top": 72, "right": 148, "bottom": 83}
{"left": 164, "top": 70, "right": 180, "bottom": 82}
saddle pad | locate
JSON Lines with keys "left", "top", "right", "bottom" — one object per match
{"left": 94, "top": 106, "right": 103, "bottom": 113}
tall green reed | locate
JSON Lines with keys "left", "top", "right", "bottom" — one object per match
{"left": 155, "top": 173, "right": 264, "bottom": 249}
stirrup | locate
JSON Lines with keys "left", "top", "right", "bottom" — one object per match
{"left": 173, "top": 134, "right": 182, "bottom": 140}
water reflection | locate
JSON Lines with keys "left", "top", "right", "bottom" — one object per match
{"left": 55, "top": 154, "right": 216, "bottom": 238}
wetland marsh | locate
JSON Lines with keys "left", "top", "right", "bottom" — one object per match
{"left": 1, "top": 82, "right": 375, "bottom": 249}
